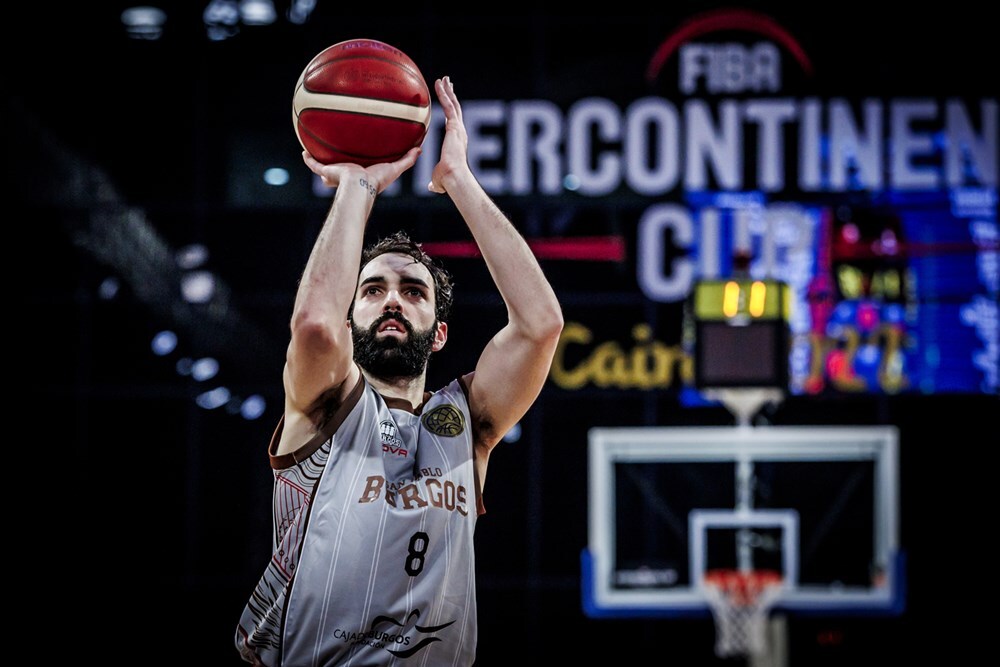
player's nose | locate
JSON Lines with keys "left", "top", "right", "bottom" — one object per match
{"left": 383, "top": 289, "right": 403, "bottom": 311}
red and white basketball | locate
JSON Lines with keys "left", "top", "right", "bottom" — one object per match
{"left": 292, "top": 39, "right": 431, "bottom": 166}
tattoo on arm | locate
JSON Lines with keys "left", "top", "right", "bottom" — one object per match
{"left": 359, "top": 177, "right": 377, "bottom": 197}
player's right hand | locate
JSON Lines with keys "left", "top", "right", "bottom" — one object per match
{"left": 302, "top": 147, "right": 421, "bottom": 194}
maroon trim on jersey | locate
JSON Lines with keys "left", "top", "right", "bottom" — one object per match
{"left": 383, "top": 394, "right": 428, "bottom": 413}
{"left": 267, "top": 374, "right": 365, "bottom": 469}
{"left": 457, "top": 373, "right": 472, "bottom": 401}
{"left": 382, "top": 374, "right": 471, "bottom": 414}
{"left": 455, "top": 374, "right": 488, "bottom": 516}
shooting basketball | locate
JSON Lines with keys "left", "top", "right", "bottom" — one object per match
{"left": 24, "top": 6, "right": 988, "bottom": 667}
{"left": 292, "top": 38, "right": 431, "bottom": 166}
{"left": 240, "top": 52, "right": 565, "bottom": 666}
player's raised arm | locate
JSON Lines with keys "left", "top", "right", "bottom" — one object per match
{"left": 280, "top": 150, "right": 419, "bottom": 450}
{"left": 428, "top": 77, "right": 564, "bottom": 448}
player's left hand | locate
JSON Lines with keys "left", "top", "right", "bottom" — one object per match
{"left": 428, "top": 76, "right": 469, "bottom": 194}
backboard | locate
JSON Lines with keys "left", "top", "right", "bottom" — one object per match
{"left": 583, "top": 425, "right": 903, "bottom": 618}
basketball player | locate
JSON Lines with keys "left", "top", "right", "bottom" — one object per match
{"left": 235, "top": 76, "right": 563, "bottom": 666}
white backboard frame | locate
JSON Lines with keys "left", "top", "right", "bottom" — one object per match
{"left": 584, "top": 425, "right": 903, "bottom": 617}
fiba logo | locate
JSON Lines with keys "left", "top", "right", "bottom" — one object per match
{"left": 645, "top": 8, "right": 815, "bottom": 94}
{"left": 678, "top": 42, "right": 781, "bottom": 94}
{"left": 421, "top": 405, "right": 465, "bottom": 437}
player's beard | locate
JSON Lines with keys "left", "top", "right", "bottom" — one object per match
{"left": 351, "top": 312, "right": 437, "bottom": 380}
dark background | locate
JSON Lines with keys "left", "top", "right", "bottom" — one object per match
{"left": 9, "top": 3, "right": 996, "bottom": 665}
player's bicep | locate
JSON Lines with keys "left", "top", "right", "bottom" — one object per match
{"left": 466, "top": 325, "right": 558, "bottom": 446}
{"left": 284, "top": 324, "right": 357, "bottom": 413}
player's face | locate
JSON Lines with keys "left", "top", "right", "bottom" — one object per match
{"left": 350, "top": 253, "right": 446, "bottom": 378}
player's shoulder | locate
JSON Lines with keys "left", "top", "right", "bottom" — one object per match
{"left": 428, "top": 375, "right": 471, "bottom": 405}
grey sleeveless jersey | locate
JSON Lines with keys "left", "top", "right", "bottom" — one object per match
{"left": 236, "top": 375, "right": 481, "bottom": 666}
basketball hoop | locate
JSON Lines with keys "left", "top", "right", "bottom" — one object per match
{"left": 703, "top": 569, "right": 784, "bottom": 658}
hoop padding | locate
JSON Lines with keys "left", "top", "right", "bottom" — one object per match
{"left": 703, "top": 569, "right": 784, "bottom": 657}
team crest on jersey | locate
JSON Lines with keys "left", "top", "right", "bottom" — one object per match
{"left": 380, "top": 420, "right": 408, "bottom": 456}
{"left": 421, "top": 404, "right": 465, "bottom": 436}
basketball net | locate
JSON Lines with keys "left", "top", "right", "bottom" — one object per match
{"left": 703, "top": 569, "right": 783, "bottom": 658}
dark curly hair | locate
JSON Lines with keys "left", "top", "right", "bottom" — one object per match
{"left": 357, "top": 230, "right": 454, "bottom": 322}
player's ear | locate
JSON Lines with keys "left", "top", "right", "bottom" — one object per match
{"left": 432, "top": 321, "right": 448, "bottom": 352}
